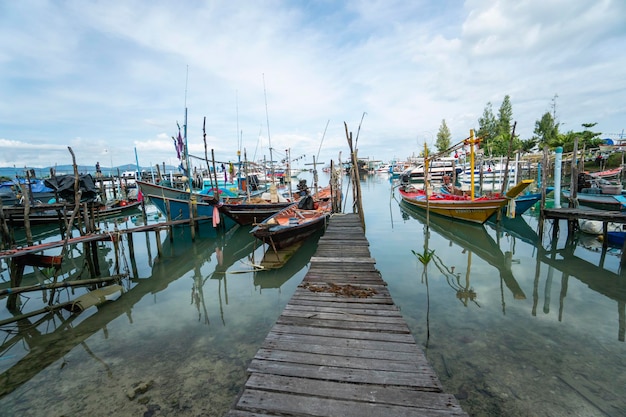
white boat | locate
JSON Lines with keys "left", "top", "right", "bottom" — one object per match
{"left": 458, "top": 161, "right": 517, "bottom": 192}
{"left": 400, "top": 157, "right": 461, "bottom": 183}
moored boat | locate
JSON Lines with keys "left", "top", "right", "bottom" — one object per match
{"left": 250, "top": 193, "right": 332, "bottom": 249}
{"left": 399, "top": 179, "right": 532, "bottom": 224}
{"left": 398, "top": 129, "right": 533, "bottom": 224}
{"left": 219, "top": 199, "right": 294, "bottom": 226}
{"left": 400, "top": 157, "right": 461, "bottom": 184}
{"left": 1, "top": 200, "right": 142, "bottom": 226}
{"left": 137, "top": 180, "right": 236, "bottom": 230}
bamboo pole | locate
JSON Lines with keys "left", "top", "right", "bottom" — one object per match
{"left": 0, "top": 301, "right": 75, "bottom": 327}
{"left": 0, "top": 275, "right": 123, "bottom": 297}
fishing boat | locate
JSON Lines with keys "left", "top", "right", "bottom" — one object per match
{"left": 250, "top": 193, "right": 332, "bottom": 249}
{"left": 508, "top": 190, "right": 546, "bottom": 216}
{"left": 561, "top": 174, "right": 626, "bottom": 211}
{"left": 441, "top": 175, "right": 548, "bottom": 218}
{"left": 220, "top": 198, "right": 294, "bottom": 226}
{"left": 1, "top": 200, "right": 142, "bottom": 227}
{"left": 399, "top": 180, "right": 533, "bottom": 224}
{"left": 588, "top": 166, "right": 622, "bottom": 180}
{"left": 398, "top": 130, "right": 533, "bottom": 224}
{"left": 137, "top": 180, "right": 236, "bottom": 230}
{"left": 217, "top": 176, "right": 312, "bottom": 226}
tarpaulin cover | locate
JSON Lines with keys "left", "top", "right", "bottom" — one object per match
{"left": 44, "top": 174, "right": 99, "bottom": 203}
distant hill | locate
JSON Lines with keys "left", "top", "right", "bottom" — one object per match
{"left": 0, "top": 164, "right": 180, "bottom": 179}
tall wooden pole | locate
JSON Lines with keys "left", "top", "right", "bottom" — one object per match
{"left": 345, "top": 122, "right": 365, "bottom": 228}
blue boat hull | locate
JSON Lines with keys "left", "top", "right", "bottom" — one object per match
{"left": 149, "top": 194, "right": 236, "bottom": 229}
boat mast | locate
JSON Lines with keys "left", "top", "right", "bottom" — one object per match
{"left": 236, "top": 90, "right": 243, "bottom": 193}
{"left": 263, "top": 74, "right": 275, "bottom": 185}
{"left": 183, "top": 66, "right": 192, "bottom": 192}
{"left": 469, "top": 129, "right": 477, "bottom": 201}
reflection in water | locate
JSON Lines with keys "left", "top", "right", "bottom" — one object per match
{"left": 252, "top": 228, "right": 322, "bottom": 292}
{"left": 400, "top": 199, "right": 626, "bottom": 338}
{"left": 400, "top": 200, "right": 525, "bottom": 313}
{"left": 397, "top": 197, "right": 626, "bottom": 417}
{"left": 0, "top": 215, "right": 313, "bottom": 414}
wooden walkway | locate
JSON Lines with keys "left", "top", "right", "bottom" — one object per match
{"left": 227, "top": 213, "right": 468, "bottom": 417}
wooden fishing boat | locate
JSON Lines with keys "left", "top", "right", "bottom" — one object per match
{"left": 587, "top": 166, "right": 622, "bottom": 179}
{"left": 441, "top": 182, "right": 550, "bottom": 217}
{"left": 1, "top": 200, "right": 142, "bottom": 226}
{"left": 250, "top": 197, "right": 332, "bottom": 249}
{"left": 219, "top": 200, "right": 294, "bottom": 226}
{"left": 137, "top": 180, "right": 236, "bottom": 230}
{"left": 399, "top": 179, "right": 533, "bottom": 224}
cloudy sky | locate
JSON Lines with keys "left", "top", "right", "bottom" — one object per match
{"left": 1, "top": 0, "right": 625, "bottom": 171}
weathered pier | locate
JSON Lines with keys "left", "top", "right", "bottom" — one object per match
{"left": 542, "top": 207, "right": 626, "bottom": 264}
{"left": 228, "top": 213, "right": 467, "bottom": 417}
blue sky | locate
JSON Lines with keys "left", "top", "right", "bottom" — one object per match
{"left": 1, "top": 0, "right": 625, "bottom": 171}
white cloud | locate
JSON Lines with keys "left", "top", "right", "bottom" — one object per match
{"left": 1, "top": 0, "right": 625, "bottom": 170}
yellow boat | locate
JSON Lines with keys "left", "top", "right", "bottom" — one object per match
{"left": 398, "top": 129, "right": 533, "bottom": 224}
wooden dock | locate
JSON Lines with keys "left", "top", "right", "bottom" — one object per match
{"left": 227, "top": 213, "right": 468, "bottom": 417}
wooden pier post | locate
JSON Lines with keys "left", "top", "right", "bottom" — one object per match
{"left": 538, "top": 147, "right": 549, "bottom": 241}
{"left": 7, "top": 259, "right": 25, "bottom": 311}
{"left": 188, "top": 195, "right": 196, "bottom": 241}
{"left": 0, "top": 197, "right": 13, "bottom": 249}
{"left": 114, "top": 230, "right": 121, "bottom": 276}
{"left": 155, "top": 229, "right": 162, "bottom": 257}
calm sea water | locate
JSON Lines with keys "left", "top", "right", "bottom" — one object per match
{"left": 1, "top": 172, "right": 625, "bottom": 416}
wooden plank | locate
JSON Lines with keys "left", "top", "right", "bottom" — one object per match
{"left": 269, "top": 324, "right": 416, "bottom": 343}
{"left": 262, "top": 339, "right": 424, "bottom": 361}
{"left": 244, "top": 374, "right": 463, "bottom": 411}
{"left": 247, "top": 360, "right": 442, "bottom": 389}
{"left": 253, "top": 348, "right": 432, "bottom": 373}
{"left": 310, "top": 256, "right": 376, "bottom": 263}
{"left": 279, "top": 309, "right": 407, "bottom": 324}
{"left": 276, "top": 316, "right": 410, "bottom": 333}
{"left": 263, "top": 334, "right": 427, "bottom": 356}
{"left": 317, "top": 239, "right": 370, "bottom": 246}
{"left": 284, "top": 298, "right": 398, "bottom": 310}
{"left": 234, "top": 389, "right": 465, "bottom": 417}
{"left": 225, "top": 411, "right": 275, "bottom": 417}
{"left": 291, "top": 288, "right": 391, "bottom": 297}
{"left": 283, "top": 303, "right": 402, "bottom": 316}
{"left": 263, "top": 332, "right": 422, "bottom": 354}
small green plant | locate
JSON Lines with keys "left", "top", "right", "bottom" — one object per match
{"left": 412, "top": 248, "right": 434, "bottom": 265}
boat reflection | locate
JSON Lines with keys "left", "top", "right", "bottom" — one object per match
{"left": 534, "top": 234, "right": 626, "bottom": 341}
{"left": 0, "top": 222, "right": 251, "bottom": 398}
{"left": 400, "top": 200, "right": 626, "bottom": 341}
{"left": 252, "top": 228, "right": 323, "bottom": 291}
{"left": 399, "top": 200, "right": 526, "bottom": 306}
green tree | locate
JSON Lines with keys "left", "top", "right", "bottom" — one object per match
{"left": 477, "top": 102, "right": 497, "bottom": 144}
{"left": 580, "top": 122, "right": 603, "bottom": 148}
{"left": 519, "top": 138, "right": 537, "bottom": 153}
{"left": 435, "top": 119, "right": 452, "bottom": 153}
{"left": 481, "top": 95, "right": 519, "bottom": 156}
{"left": 533, "top": 112, "right": 560, "bottom": 148}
